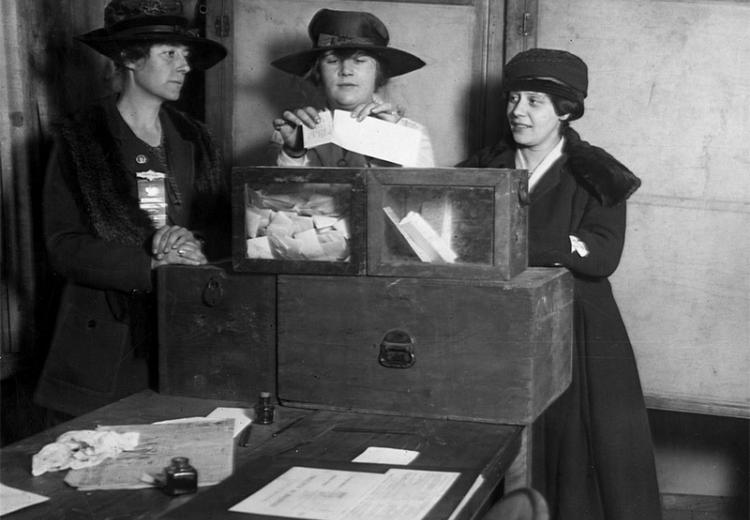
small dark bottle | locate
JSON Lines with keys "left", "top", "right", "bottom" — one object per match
{"left": 163, "top": 456, "right": 198, "bottom": 496}
{"left": 255, "top": 391, "right": 275, "bottom": 424}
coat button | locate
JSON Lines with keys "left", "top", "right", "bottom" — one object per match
{"left": 87, "top": 320, "right": 96, "bottom": 328}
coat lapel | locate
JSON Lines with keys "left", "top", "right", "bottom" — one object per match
{"left": 529, "top": 156, "right": 564, "bottom": 203}
{"left": 163, "top": 113, "right": 195, "bottom": 226}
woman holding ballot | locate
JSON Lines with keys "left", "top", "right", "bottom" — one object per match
{"left": 270, "top": 8, "right": 435, "bottom": 167}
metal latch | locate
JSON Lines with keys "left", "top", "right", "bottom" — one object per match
{"left": 378, "top": 329, "right": 416, "bottom": 369}
{"left": 202, "top": 276, "right": 224, "bottom": 307}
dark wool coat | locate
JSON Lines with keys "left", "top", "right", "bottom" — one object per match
{"left": 460, "top": 128, "right": 662, "bottom": 520}
{"left": 35, "top": 97, "right": 229, "bottom": 417}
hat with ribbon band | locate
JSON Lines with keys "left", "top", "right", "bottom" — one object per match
{"left": 271, "top": 8, "right": 425, "bottom": 78}
{"left": 76, "top": 0, "right": 227, "bottom": 70}
{"left": 502, "top": 48, "right": 588, "bottom": 120}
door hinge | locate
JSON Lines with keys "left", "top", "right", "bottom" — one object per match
{"left": 520, "top": 11, "right": 534, "bottom": 38}
{"left": 214, "top": 15, "right": 230, "bottom": 38}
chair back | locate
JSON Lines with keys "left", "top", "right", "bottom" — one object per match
{"left": 482, "top": 488, "right": 549, "bottom": 520}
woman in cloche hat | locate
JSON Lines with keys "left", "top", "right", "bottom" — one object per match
{"left": 270, "top": 8, "right": 435, "bottom": 167}
{"left": 460, "top": 49, "right": 662, "bottom": 520}
{"left": 35, "top": 0, "right": 229, "bottom": 419}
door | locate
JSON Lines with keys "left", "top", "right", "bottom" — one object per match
{"left": 205, "top": 0, "right": 524, "bottom": 168}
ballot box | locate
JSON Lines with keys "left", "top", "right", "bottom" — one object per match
{"left": 232, "top": 167, "right": 367, "bottom": 275}
{"left": 232, "top": 166, "right": 528, "bottom": 280}
{"left": 366, "top": 167, "right": 528, "bottom": 280}
{"left": 158, "top": 167, "right": 571, "bottom": 428}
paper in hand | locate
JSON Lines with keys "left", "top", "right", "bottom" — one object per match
{"left": 302, "top": 109, "right": 422, "bottom": 166}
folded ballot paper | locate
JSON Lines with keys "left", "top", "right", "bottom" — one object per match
{"left": 383, "top": 206, "right": 457, "bottom": 264}
{"left": 303, "top": 109, "right": 422, "bottom": 166}
{"left": 245, "top": 187, "right": 351, "bottom": 262}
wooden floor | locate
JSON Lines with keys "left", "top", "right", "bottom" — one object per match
{"left": 662, "top": 494, "right": 747, "bottom": 520}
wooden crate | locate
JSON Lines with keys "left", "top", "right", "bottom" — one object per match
{"left": 277, "top": 268, "right": 573, "bottom": 425}
{"left": 157, "top": 263, "right": 276, "bottom": 403}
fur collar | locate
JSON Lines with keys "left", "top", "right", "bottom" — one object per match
{"left": 56, "top": 98, "right": 222, "bottom": 245}
{"left": 562, "top": 128, "right": 641, "bottom": 207}
{"left": 462, "top": 128, "right": 641, "bottom": 207}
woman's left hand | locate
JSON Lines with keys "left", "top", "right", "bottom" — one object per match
{"left": 151, "top": 225, "right": 205, "bottom": 263}
{"left": 350, "top": 97, "right": 403, "bottom": 123}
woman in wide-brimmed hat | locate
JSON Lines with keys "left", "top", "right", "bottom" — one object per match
{"left": 460, "top": 48, "right": 662, "bottom": 520}
{"left": 35, "top": 0, "right": 229, "bottom": 418}
{"left": 270, "top": 8, "right": 435, "bottom": 167}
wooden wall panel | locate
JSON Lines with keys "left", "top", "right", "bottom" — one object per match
{"left": 1, "top": 0, "right": 109, "bottom": 376}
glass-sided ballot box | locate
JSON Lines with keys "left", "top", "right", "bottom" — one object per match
{"left": 232, "top": 167, "right": 367, "bottom": 275}
{"left": 163, "top": 166, "right": 570, "bottom": 427}
{"left": 367, "top": 168, "right": 528, "bottom": 280}
{"left": 232, "top": 167, "right": 529, "bottom": 279}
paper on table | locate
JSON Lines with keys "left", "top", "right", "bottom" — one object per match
{"left": 154, "top": 407, "right": 253, "bottom": 438}
{"left": 0, "top": 483, "right": 49, "bottom": 516}
{"left": 229, "top": 467, "right": 382, "bottom": 519}
{"left": 228, "top": 466, "right": 460, "bottom": 520}
{"left": 205, "top": 407, "right": 253, "bottom": 438}
{"left": 345, "top": 468, "right": 460, "bottom": 520}
{"left": 352, "top": 446, "right": 419, "bottom": 465}
{"left": 64, "top": 419, "right": 234, "bottom": 490}
{"left": 302, "top": 109, "right": 422, "bottom": 166}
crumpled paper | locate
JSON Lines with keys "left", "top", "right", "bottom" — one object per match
{"left": 31, "top": 430, "right": 140, "bottom": 476}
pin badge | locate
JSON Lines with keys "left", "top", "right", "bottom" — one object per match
{"left": 136, "top": 154, "right": 148, "bottom": 164}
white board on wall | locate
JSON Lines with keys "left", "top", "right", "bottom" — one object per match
{"left": 538, "top": 0, "right": 750, "bottom": 417}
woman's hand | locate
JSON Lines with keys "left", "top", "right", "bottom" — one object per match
{"left": 273, "top": 107, "right": 321, "bottom": 154}
{"left": 150, "top": 225, "right": 207, "bottom": 267}
{"left": 351, "top": 97, "right": 403, "bottom": 123}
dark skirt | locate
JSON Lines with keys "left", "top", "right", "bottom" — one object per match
{"left": 542, "top": 277, "right": 662, "bottom": 520}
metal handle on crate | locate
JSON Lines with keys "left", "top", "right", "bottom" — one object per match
{"left": 378, "top": 329, "right": 416, "bottom": 369}
{"left": 202, "top": 276, "right": 225, "bottom": 307}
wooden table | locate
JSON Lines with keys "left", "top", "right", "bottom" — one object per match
{"left": 1, "top": 390, "right": 522, "bottom": 519}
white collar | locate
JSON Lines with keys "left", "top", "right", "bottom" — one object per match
{"left": 515, "top": 136, "right": 566, "bottom": 192}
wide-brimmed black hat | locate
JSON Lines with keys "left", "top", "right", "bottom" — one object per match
{"left": 76, "top": 0, "right": 227, "bottom": 70}
{"left": 271, "top": 9, "right": 425, "bottom": 78}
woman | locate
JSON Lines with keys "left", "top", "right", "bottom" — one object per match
{"left": 460, "top": 49, "right": 662, "bottom": 520}
{"left": 34, "top": 0, "right": 229, "bottom": 417}
{"left": 270, "top": 8, "right": 435, "bottom": 167}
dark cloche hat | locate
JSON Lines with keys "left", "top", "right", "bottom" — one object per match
{"left": 502, "top": 48, "right": 588, "bottom": 120}
{"left": 271, "top": 8, "right": 425, "bottom": 78}
{"left": 76, "top": 0, "right": 227, "bottom": 70}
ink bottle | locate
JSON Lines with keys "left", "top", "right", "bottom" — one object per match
{"left": 163, "top": 456, "right": 198, "bottom": 496}
{"left": 255, "top": 391, "right": 275, "bottom": 424}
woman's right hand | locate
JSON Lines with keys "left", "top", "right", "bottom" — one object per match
{"left": 150, "top": 225, "right": 207, "bottom": 268}
{"left": 150, "top": 241, "right": 206, "bottom": 268}
{"left": 273, "top": 106, "right": 321, "bottom": 154}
